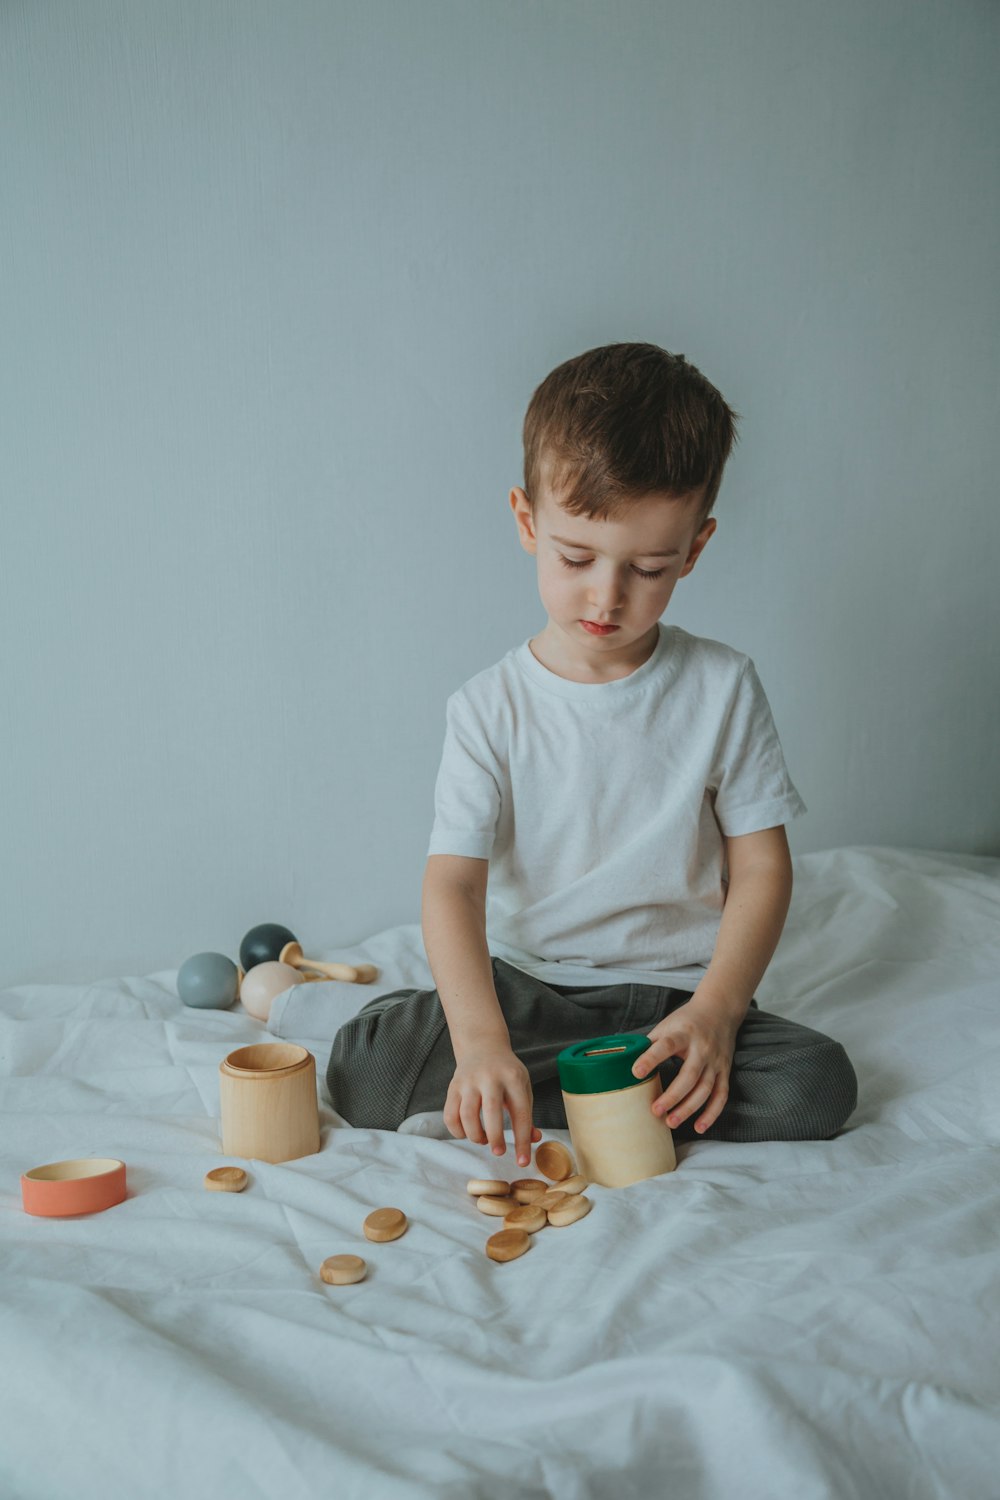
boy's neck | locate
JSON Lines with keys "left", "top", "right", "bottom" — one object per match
{"left": 527, "top": 622, "right": 661, "bottom": 683}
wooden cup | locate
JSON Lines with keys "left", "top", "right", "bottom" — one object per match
{"left": 218, "top": 1043, "right": 321, "bottom": 1163}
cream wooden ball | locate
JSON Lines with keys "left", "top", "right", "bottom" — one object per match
{"left": 239, "top": 960, "right": 306, "bottom": 1022}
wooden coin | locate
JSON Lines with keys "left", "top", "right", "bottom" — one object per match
{"left": 504, "top": 1203, "right": 547, "bottom": 1234}
{"left": 535, "top": 1189, "right": 571, "bottom": 1211}
{"left": 559, "top": 1173, "right": 588, "bottom": 1194}
{"left": 510, "top": 1178, "right": 548, "bottom": 1192}
{"left": 204, "top": 1167, "right": 248, "bottom": 1193}
{"left": 363, "top": 1207, "right": 408, "bottom": 1242}
{"left": 477, "top": 1194, "right": 515, "bottom": 1216}
{"left": 547, "top": 1193, "right": 593, "bottom": 1227}
{"left": 512, "top": 1182, "right": 549, "bottom": 1204}
{"left": 486, "top": 1228, "right": 532, "bottom": 1262}
{"left": 466, "top": 1178, "right": 509, "bottom": 1196}
{"left": 320, "top": 1254, "right": 368, "bottom": 1285}
{"left": 535, "top": 1141, "right": 574, "bottom": 1181}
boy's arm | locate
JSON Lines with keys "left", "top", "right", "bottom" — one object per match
{"left": 422, "top": 854, "right": 540, "bottom": 1165}
{"left": 688, "top": 824, "right": 794, "bottom": 1027}
{"left": 630, "top": 826, "right": 793, "bottom": 1132}
{"left": 421, "top": 855, "right": 510, "bottom": 1057}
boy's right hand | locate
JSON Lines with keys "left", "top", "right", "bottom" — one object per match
{"left": 444, "top": 1046, "right": 542, "bottom": 1168}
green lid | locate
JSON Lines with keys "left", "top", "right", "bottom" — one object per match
{"left": 556, "top": 1033, "right": 654, "bottom": 1095}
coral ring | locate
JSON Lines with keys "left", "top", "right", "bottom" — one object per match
{"left": 21, "top": 1158, "right": 127, "bottom": 1217}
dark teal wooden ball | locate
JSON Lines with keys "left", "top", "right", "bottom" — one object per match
{"left": 240, "top": 923, "right": 298, "bottom": 973}
{"left": 178, "top": 951, "right": 240, "bottom": 1009}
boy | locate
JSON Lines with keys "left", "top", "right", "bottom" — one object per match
{"left": 327, "top": 342, "right": 858, "bottom": 1168}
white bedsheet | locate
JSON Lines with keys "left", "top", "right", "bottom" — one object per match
{"left": 2, "top": 845, "right": 998, "bottom": 1499}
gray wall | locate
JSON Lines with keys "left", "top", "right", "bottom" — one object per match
{"left": 2, "top": 0, "right": 997, "bottom": 986}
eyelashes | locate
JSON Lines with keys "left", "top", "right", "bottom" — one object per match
{"left": 557, "top": 556, "right": 667, "bottom": 581}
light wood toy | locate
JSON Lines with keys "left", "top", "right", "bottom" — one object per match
{"left": 204, "top": 1167, "right": 248, "bottom": 1192}
{"left": 239, "top": 922, "right": 378, "bottom": 984}
{"left": 535, "top": 1140, "right": 574, "bottom": 1181}
{"left": 238, "top": 961, "right": 313, "bottom": 1023}
{"left": 504, "top": 1204, "right": 547, "bottom": 1233}
{"left": 363, "top": 1207, "right": 408, "bottom": 1243}
{"left": 486, "top": 1228, "right": 531, "bottom": 1262}
{"left": 218, "top": 1043, "right": 321, "bottom": 1163}
{"left": 320, "top": 1255, "right": 368, "bottom": 1285}
{"left": 477, "top": 1194, "right": 515, "bottom": 1217}
{"left": 547, "top": 1193, "right": 593, "bottom": 1226}
{"left": 279, "top": 941, "right": 379, "bottom": 985}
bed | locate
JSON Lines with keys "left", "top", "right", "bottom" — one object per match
{"left": 2, "top": 844, "right": 998, "bottom": 1500}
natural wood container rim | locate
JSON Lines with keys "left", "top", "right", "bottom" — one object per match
{"left": 220, "top": 1043, "right": 313, "bottom": 1079}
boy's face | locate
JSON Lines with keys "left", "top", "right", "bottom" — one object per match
{"left": 509, "top": 481, "right": 716, "bottom": 675}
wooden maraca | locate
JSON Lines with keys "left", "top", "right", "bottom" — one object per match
{"left": 240, "top": 923, "right": 378, "bottom": 984}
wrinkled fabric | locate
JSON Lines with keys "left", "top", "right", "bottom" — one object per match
{"left": 1, "top": 846, "right": 998, "bottom": 1500}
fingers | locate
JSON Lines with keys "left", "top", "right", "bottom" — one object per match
{"left": 482, "top": 1092, "right": 507, "bottom": 1156}
{"left": 508, "top": 1094, "right": 535, "bottom": 1168}
{"left": 655, "top": 1069, "right": 729, "bottom": 1133}
{"left": 445, "top": 1083, "right": 537, "bottom": 1167}
{"left": 690, "top": 1076, "right": 729, "bottom": 1134}
{"left": 632, "top": 1033, "right": 679, "bottom": 1079}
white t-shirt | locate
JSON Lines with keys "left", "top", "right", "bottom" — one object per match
{"left": 427, "top": 623, "right": 806, "bottom": 993}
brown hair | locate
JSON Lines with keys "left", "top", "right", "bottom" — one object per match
{"left": 522, "top": 341, "right": 740, "bottom": 528}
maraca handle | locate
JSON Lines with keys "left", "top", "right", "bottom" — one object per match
{"left": 293, "top": 957, "right": 379, "bottom": 984}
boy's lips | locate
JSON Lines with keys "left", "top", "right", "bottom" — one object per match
{"left": 580, "top": 620, "right": 619, "bottom": 635}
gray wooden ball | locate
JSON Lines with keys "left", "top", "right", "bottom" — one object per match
{"left": 177, "top": 951, "right": 240, "bottom": 1009}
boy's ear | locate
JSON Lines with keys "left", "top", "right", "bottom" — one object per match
{"left": 679, "top": 517, "right": 716, "bottom": 578}
{"left": 509, "top": 487, "right": 538, "bottom": 554}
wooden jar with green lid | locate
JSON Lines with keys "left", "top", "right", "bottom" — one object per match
{"left": 556, "top": 1033, "right": 677, "bottom": 1188}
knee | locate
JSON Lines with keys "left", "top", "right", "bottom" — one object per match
{"left": 778, "top": 1039, "right": 859, "bottom": 1141}
{"left": 326, "top": 1016, "right": 406, "bottom": 1132}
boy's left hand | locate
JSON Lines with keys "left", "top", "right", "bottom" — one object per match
{"left": 631, "top": 997, "right": 741, "bottom": 1135}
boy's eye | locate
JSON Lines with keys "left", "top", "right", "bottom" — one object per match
{"left": 557, "top": 555, "right": 667, "bottom": 581}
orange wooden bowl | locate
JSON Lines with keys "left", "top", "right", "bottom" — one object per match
{"left": 21, "top": 1157, "right": 127, "bottom": 1217}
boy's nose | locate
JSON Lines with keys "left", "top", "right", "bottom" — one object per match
{"left": 588, "top": 578, "right": 626, "bottom": 610}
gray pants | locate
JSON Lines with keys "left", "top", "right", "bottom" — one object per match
{"left": 326, "top": 957, "right": 858, "bottom": 1145}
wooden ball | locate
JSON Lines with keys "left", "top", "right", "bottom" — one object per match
{"left": 239, "top": 961, "right": 306, "bottom": 1022}
{"left": 178, "top": 952, "right": 240, "bottom": 1010}
{"left": 239, "top": 923, "right": 298, "bottom": 972}
{"left": 363, "top": 1207, "right": 408, "bottom": 1242}
{"left": 320, "top": 1255, "right": 368, "bottom": 1285}
{"left": 486, "top": 1228, "right": 531, "bottom": 1262}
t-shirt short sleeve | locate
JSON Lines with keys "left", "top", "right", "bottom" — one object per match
{"left": 426, "top": 691, "right": 503, "bottom": 860}
{"left": 710, "top": 659, "right": 807, "bottom": 837}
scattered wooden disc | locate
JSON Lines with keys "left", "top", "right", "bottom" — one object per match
{"left": 466, "top": 1178, "right": 509, "bottom": 1197}
{"left": 477, "top": 1194, "right": 515, "bottom": 1216}
{"left": 204, "top": 1167, "right": 248, "bottom": 1193}
{"left": 535, "top": 1189, "right": 571, "bottom": 1211}
{"left": 363, "top": 1207, "right": 408, "bottom": 1242}
{"left": 510, "top": 1177, "right": 548, "bottom": 1193}
{"left": 486, "top": 1228, "right": 532, "bottom": 1262}
{"left": 511, "top": 1180, "right": 549, "bottom": 1204}
{"left": 320, "top": 1254, "right": 368, "bottom": 1285}
{"left": 504, "top": 1203, "right": 547, "bottom": 1234}
{"left": 547, "top": 1193, "right": 593, "bottom": 1227}
{"left": 535, "top": 1141, "right": 574, "bottom": 1181}
{"left": 559, "top": 1173, "right": 588, "bottom": 1194}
